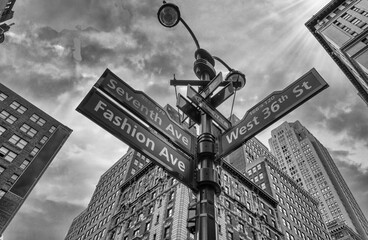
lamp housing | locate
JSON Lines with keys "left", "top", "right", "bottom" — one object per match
{"left": 225, "top": 70, "right": 246, "bottom": 90}
{"left": 157, "top": 3, "right": 181, "bottom": 28}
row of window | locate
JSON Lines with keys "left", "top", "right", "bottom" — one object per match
{"left": 0, "top": 108, "right": 47, "bottom": 129}
{"left": 122, "top": 224, "right": 169, "bottom": 240}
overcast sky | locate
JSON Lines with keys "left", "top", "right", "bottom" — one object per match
{"left": 1, "top": 0, "right": 368, "bottom": 239}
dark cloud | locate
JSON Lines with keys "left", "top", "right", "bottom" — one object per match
{"left": 14, "top": 0, "right": 158, "bottom": 32}
{"left": 143, "top": 53, "right": 181, "bottom": 77}
{"left": 324, "top": 102, "right": 368, "bottom": 147}
{"left": 81, "top": 40, "right": 117, "bottom": 66}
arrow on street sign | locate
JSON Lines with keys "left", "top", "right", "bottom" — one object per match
{"left": 187, "top": 85, "right": 232, "bottom": 130}
{"left": 218, "top": 68, "right": 329, "bottom": 158}
{"left": 165, "top": 104, "right": 197, "bottom": 135}
{"left": 95, "top": 69, "right": 196, "bottom": 157}
{"left": 176, "top": 93, "right": 201, "bottom": 125}
{"left": 200, "top": 72, "right": 223, "bottom": 99}
{"left": 210, "top": 82, "right": 235, "bottom": 108}
{"left": 76, "top": 89, "right": 197, "bottom": 192}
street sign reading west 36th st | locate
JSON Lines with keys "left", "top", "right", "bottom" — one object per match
{"left": 76, "top": 89, "right": 197, "bottom": 191}
{"left": 218, "top": 68, "right": 329, "bottom": 158}
{"left": 95, "top": 69, "right": 196, "bottom": 157}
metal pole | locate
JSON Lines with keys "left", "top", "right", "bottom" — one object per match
{"left": 195, "top": 49, "right": 220, "bottom": 240}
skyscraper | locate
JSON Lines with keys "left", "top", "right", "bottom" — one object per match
{"left": 305, "top": 0, "right": 368, "bottom": 105}
{"left": 246, "top": 156, "right": 333, "bottom": 240}
{"left": 268, "top": 120, "right": 368, "bottom": 240}
{"left": 0, "top": 83, "right": 72, "bottom": 235}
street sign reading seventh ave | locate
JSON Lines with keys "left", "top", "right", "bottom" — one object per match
{"left": 76, "top": 89, "right": 197, "bottom": 191}
{"left": 218, "top": 68, "right": 329, "bottom": 159}
{"left": 95, "top": 69, "right": 196, "bottom": 157}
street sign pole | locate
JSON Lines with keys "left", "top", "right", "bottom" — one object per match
{"left": 194, "top": 49, "right": 221, "bottom": 240}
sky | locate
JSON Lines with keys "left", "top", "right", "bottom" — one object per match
{"left": 1, "top": 0, "right": 368, "bottom": 239}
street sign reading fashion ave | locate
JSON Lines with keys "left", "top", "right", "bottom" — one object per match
{"left": 218, "top": 68, "right": 328, "bottom": 158}
{"left": 76, "top": 89, "right": 197, "bottom": 191}
{"left": 95, "top": 69, "right": 196, "bottom": 157}
{"left": 187, "top": 85, "right": 231, "bottom": 130}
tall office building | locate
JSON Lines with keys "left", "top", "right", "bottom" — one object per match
{"left": 224, "top": 137, "right": 276, "bottom": 176}
{"left": 64, "top": 148, "right": 150, "bottom": 240}
{"left": 65, "top": 147, "right": 284, "bottom": 240}
{"left": 246, "top": 157, "right": 333, "bottom": 240}
{"left": 305, "top": 0, "right": 368, "bottom": 105}
{"left": 268, "top": 120, "right": 368, "bottom": 240}
{"left": 0, "top": 83, "right": 72, "bottom": 234}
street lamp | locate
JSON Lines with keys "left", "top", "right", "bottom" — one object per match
{"left": 157, "top": 2, "right": 181, "bottom": 28}
{"left": 158, "top": 2, "right": 246, "bottom": 88}
{"left": 158, "top": 2, "right": 246, "bottom": 240}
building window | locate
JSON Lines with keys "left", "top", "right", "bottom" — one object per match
{"left": 164, "top": 226, "right": 170, "bottom": 238}
{"left": 19, "top": 160, "right": 30, "bottom": 170}
{"left": 167, "top": 207, "right": 173, "bottom": 218}
{"left": 0, "top": 110, "right": 17, "bottom": 124}
{"left": 133, "top": 228, "right": 139, "bottom": 237}
{"left": 265, "top": 228, "right": 271, "bottom": 237}
{"left": 0, "top": 126, "right": 6, "bottom": 135}
{"left": 235, "top": 194, "right": 240, "bottom": 201}
{"left": 10, "top": 101, "right": 27, "bottom": 114}
{"left": 148, "top": 206, "right": 153, "bottom": 214}
{"left": 169, "top": 191, "right": 174, "bottom": 200}
{"left": 20, "top": 124, "right": 38, "bottom": 137}
{"left": 0, "top": 190, "right": 6, "bottom": 199}
{"left": 351, "top": 18, "right": 362, "bottom": 26}
{"left": 228, "top": 231, "right": 234, "bottom": 240}
{"left": 226, "top": 215, "right": 232, "bottom": 224}
{"left": 30, "top": 147, "right": 39, "bottom": 157}
{"left": 11, "top": 174, "right": 19, "bottom": 181}
{"left": 0, "top": 92, "right": 7, "bottom": 101}
{"left": 30, "top": 114, "right": 46, "bottom": 126}
{"left": 49, "top": 125, "right": 56, "bottom": 133}
{"left": 40, "top": 136, "right": 48, "bottom": 144}
{"left": 9, "top": 134, "right": 28, "bottom": 149}
{"left": 239, "top": 222, "right": 245, "bottom": 232}
{"left": 145, "top": 221, "right": 151, "bottom": 231}
{"left": 0, "top": 146, "right": 17, "bottom": 162}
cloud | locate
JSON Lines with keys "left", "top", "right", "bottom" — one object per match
{"left": 324, "top": 101, "right": 368, "bottom": 147}
{"left": 2, "top": 0, "right": 367, "bottom": 239}
{"left": 14, "top": 0, "right": 158, "bottom": 32}
{"left": 4, "top": 199, "right": 84, "bottom": 240}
